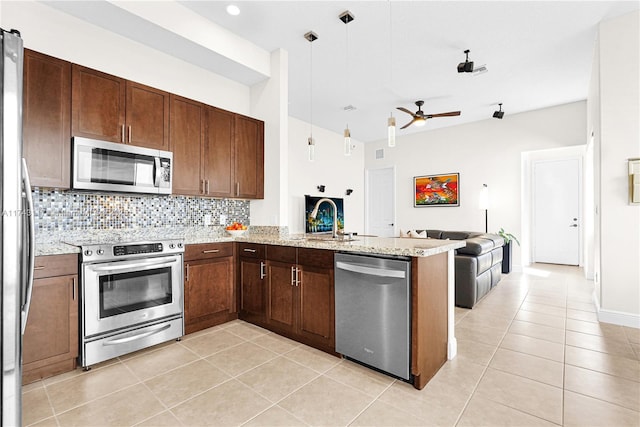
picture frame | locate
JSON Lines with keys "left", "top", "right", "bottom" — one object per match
{"left": 414, "top": 173, "right": 460, "bottom": 207}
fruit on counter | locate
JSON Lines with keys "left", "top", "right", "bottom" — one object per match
{"left": 226, "top": 221, "right": 247, "bottom": 230}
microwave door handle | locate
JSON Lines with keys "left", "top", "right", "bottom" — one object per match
{"left": 154, "top": 157, "right": 161, "bottom": 187}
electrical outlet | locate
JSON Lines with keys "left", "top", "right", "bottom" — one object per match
{"left": 204, "top": 214, "right": 212, "bottom": 226}
{"left": 219, "top": 214, "right": 227, "bottom": 225}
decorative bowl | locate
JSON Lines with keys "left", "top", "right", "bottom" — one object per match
{"left": 226, "top": 229, "right": 247, "bottom": 237}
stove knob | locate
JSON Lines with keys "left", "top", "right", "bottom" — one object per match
{"left": 177, "top": 243, "right": 184, "bottom": 248}
{"left": 169, "top": 243, "right": 175, "bottom": 249}
{"left": 97, "top": 249, "right": 104, "bottom": 255}
{"left": 84, "top": 249, "right": 93, "bottom": 257}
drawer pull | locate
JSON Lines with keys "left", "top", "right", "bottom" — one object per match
{"left": 202, "top": 249, "right": 220, "bottom": 254}
{"left": 34, "top": 266, "right": 45, "bottom": 270}
{"left": 260, "top": 261, "right": 266, "bottom": 279}
{"left": 243, "top": 248, "right": 257, "bottom": 253}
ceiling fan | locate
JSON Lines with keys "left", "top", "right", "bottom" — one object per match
{"left": 396, "top": 101, "right": 461, "bottom": 129}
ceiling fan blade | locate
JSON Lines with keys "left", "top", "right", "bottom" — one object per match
{"left": 400, "top": 118, "right": 416, "bottom": 129}
{"left": 396, "top": 107, "right": 415, "bottom": 116}
{"left": 428, "top": 111, "right": 461, "bottom": 118}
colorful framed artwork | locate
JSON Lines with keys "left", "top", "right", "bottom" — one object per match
{"left": 414, "top": 173, "right": 460, "bottom": 207}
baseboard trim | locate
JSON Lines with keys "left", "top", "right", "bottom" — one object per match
{"left": 593, "top": 296, "right": 640, "bottom": 328}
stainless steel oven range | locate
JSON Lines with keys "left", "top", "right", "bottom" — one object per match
{"left": 79, "top": 240, "right": 184, "bottom": 368}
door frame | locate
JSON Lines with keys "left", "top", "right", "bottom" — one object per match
{"left": 522, "top": 146, "right": 585, "bottom": 267}
{"left": 365, "top": 166, "right": 396, "bottom": 237}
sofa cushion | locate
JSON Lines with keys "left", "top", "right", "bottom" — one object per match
{"left": 441, "top": 231, "right": 474, "bottom": 240}
{"left": 457, "top": 236, "right": 496, "bottom": 255}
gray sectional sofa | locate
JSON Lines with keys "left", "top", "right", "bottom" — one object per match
{"left": 416, "top": 230, "right": 505, "bottom": 308}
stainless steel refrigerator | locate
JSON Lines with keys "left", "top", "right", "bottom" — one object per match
{"left": 1, "top": 27, "right": 35, "bottom": 427}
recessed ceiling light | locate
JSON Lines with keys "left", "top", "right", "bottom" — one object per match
{"left": 226, "top": 4, "right": 240, "bottom": 16}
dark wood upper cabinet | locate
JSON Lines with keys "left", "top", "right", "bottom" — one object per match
{"left": 23, "top": 49, "right": 71, "bottom": 188}
{"left": 71, "top": 64, "right": 126, "bottom": 143}
{"left": 169, "top": 95, "right": 203, "bottom": 196}
{"left": 126, "top": 81, "right": 170, "bottom": 150}
{"left": 71, "top": 65, "right": 169, "bottom": 149}
{"left": 204, "top": 107, "right": 235, "bottom": 197}
{"left": 235, "top": 115, "right": 264, "bottom": 199}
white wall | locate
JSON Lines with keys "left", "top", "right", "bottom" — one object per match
{"left": 1, "top": 1, "right": 250, "bottom": 115}
{"left": 288, "top": 117, "right": 365, "bottom": 235}
{"left": 591, "top": 11, "right": 640, "bottom": 326}
{"left": 364, "top": 102, "right": 587, "bottom": 271}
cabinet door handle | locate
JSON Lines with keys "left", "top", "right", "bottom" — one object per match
{"left": 291, "top": 266, "right": 295, "bottom": 286}
{"left": 202, "top": 249, "right": 219, "bottom": 254}
{"left": 236, "top": 182, "right": 240, "bottom": 197}
{"left": 296, "top": 267, "right": 301, "bottom": 287}
{"left": 128, "top": 125, "right": 132, "bottom": 143}
{"left": 200, "top": 179, "right": 205, "bottom": 195}
{"left": 243, "top": 248, "right": 256, "bottom": 253}
{"left": 206, "top": 180, "right": 210, "bottom": 195}
{"left": 34, "top": 266, "right": 45, "bottom": 271}
{"left": 260, "top": 261, "right": 266, "bottom": 279}
{"left": 185, "top": 264, "right": 189, "bottom": 282}
{"left": 72, "top": 277, "right": 76, "bottom": 301}
{"left": 121, "top": 124, "right": 125, "bottom": 143}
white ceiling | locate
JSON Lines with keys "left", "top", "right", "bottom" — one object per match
{"left": 45, "top": 1, "right": 639, "bottom": 142}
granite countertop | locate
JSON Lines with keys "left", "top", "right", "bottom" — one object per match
{"left": 36, "top": 226, "right": 464, "bottom": 258}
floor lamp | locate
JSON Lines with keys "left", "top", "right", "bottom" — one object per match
{"left": 479, "top": 184, "right": 489, "bottom": 233}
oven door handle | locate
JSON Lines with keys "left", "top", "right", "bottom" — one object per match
{"left": 102, "top": 323, "right": 172, "bottom": 346}
{"left": 90, "top": 257, "right": 180, "bottom": 273}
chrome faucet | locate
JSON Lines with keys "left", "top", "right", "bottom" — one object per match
{"left": 310, "top": 197, "right": 339, "bottom": 238}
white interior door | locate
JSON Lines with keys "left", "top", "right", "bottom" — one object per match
{"left": 366, "top": 167, "right": 395, "bottom": 237}
{"left": 533, "top": 158, "right": 581, "bottom": 265}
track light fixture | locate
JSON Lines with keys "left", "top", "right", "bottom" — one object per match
{"left": 493, "top": 103, "right": 504, "bottom": 119}
{"left": 457, "top": 49, "right": 474, "bottom": 73}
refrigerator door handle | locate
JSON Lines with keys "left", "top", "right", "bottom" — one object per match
{"left": 21, "top": 158, "right": 36, "bottom": 333}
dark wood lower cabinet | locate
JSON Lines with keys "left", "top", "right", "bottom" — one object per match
{"left": 184, "top": 243, "right": 237, "bottom": 334}
{"left": 23, "top": 254, "right": 78, "bottom": 385}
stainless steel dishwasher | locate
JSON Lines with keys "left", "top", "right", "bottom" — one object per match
{"left": 335, "top": 252, "right": 411, "bottom": 380}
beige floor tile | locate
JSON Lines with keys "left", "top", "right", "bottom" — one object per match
{"left": 520, "top": 302, "right": 567, "bottom": 318}
{"left": 456, "top": 310, "right": 514, "bottom": 332}
{"left": 46, "top": 362, "right": 140, "bottom": 414}
{"left": 566, "top": 308, "right": 599, "bottom": 323}
{"left": 455, "top": 324, "right": 506, "bottom": 347}
{"left": 43, "top": 359, "right": 118, "bottom": 387}
{"left": 475, "top": 368, "right": 563, "bottom": 425}
{"left": 632, "top": 343, "right": 640, "bottom": 360}
{"left": 508, "top": 319, "right": 566, "bottom": 344}
{"left": 457, "top": 394, "right": 559, "bottom": 426}
{"left": 237, "top": 356, "right": 319, "bottom": 402}
{"left": 455, "top": 338, "right": 498, "bottom": 366}
{"left": 565, "top": 364, "right": 640, "bottom": 411}
{"left": 564, "top": 390, "right": 640, "bottom": 426}
{"left": 135, "top": 410, "right": 182, "bottom": 427}
{"left": 567, "top": 300, "right": 596, "bottom": 312}
{"left": 243, "top": 406, "right": 308, "bottom": 427}
{"left": 350, "top": 400, "right": 426, "bottom": 427}
{"left": 566, "top": 318, "right": 629, "bottom": 342}
{"left": 144, "top": 359, "right": 230, "bottom": 407}
{"left": 377, "top": 380, "right": 468, "bottom": 426}
{"left": 625, "top": 326, "right": 640, "bottom": 344}
{"left": 566, "top": 330, "right": 637, "bottom": 359}
{"left": 425, "top": 356, "right": 487, "bottom": 394}
{"left": 284, "top": 345, "right": 341, "bottom": 373}
{"left": 171, "top": 379, "right": 272, "bottom": 426}
{"left": 251, "top": 332, "right": 301, "bottom": 354}
{"left": 514, "top": 309, "right": 566, "bottom": 329}
{"left": 205, "top": 341, "right": 278, "bottom": 376}
{"left": 455, "top": 306, "right": 471, "bottom": 324}
{"left": 178, "top": 329, "right": 246, "bottom": 357}
{"left": 324, "top": 360, "right": 395, "bottom": 397}
{"left": 278, "top": 376, "right": 374, "bottom": 426}
{"left": 28, "top": 416, "right": 58, "bottom": 427}
{"left": 500, "top": 332, "right": 564, "bottom": 362}
{"left": 22, "top": 387, "right": 54, "bottom": 426}
{"left": 23, "top": 380, "right": 44, "bottom": 392}
{"left": 121, "top": 342, "right": 200, "bottom": 381}
{"left": 56, "top": 383, "right": 164, "bottom": 427}
{"left": 489, "top": 348, "right": 564, "bottom": 387}
{"left": 472, "top": 301, "right": 520, "bottom": 319}
{"left": 525, "top": 295, "right": 567, "bottom": 308}
{"left": 225, "top": 322, "right": 270, "bottom": 340}
{"left": 565, "top": 345, "right": 640, "bottom": 382}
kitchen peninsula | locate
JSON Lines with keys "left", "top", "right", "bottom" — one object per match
{"left": 35, "top": 228, "right": 463, "bottom": 390}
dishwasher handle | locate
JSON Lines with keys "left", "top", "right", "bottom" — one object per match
{"left": 335, "top": 261, "right": 406, "bottom": 279}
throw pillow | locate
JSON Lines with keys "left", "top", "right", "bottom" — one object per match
{"left": 399, "top": 229, "right": 410, "bottom": 238}
{"left": 409, "top": 230, "right": 427, "bottom": 238}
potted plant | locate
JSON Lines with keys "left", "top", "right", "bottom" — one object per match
{"left": 497, "top": 228, "right": 519, "bottom": 274}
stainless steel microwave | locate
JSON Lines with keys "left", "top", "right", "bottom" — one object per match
{"left": 72, "top": 137, "right": 172, "bottom": 195}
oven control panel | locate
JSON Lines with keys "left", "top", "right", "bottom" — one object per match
{"left": 80, "top": 240, "right": 184, "bottom": 262}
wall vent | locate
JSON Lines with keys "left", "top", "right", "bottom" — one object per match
{"left": 375, "top": 148, "right": 384, "bottom": 160}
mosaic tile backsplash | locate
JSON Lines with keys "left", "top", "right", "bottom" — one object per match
{"left": 33, "top": 188, "right": 250, "bottom": 232}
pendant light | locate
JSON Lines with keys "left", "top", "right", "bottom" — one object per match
{"left": 387, "top": 1, "right": 396, "bottom": 147}
{"left": 340, "top": 11, "right": 355, "bottom": 157}
{"left": 304, "top": 31, "right": 318, "bottom": 161}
